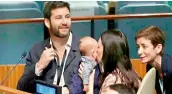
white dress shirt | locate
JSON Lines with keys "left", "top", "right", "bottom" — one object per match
{"left": 35, "top": 32, "right": 72, "bottom": 86}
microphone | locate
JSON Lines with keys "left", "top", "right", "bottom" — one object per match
{"left": 0, "top": 52, "right": 27, "bottom": 85}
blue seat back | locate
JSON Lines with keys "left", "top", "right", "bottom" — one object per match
{"left": 68, "top": 1, "right": 107, "bottom": 40}
{"left": 0, "top": 1, "right": 40, "bottom": 10}
{"left": 116, "top": 1, "right": 168, "bottom": 13}
{"left": 0, "top": 8, "right": 43, "bottom": 64}
{"left": 35, "top": 1, "right": 45, "bottom": 12}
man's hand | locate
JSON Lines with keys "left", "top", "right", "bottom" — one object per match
{"left": 62, "top": 87, "right": 69, "bottom": 94}
{"left": 37, "top": 45, "right": 58, "bottom": 71}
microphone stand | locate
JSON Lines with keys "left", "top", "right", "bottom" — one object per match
{"left": 0, "top": 52, "right": 26, "bottom": 85}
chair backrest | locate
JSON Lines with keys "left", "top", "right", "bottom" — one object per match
{"left": 68, "top": 1, "right": 107, "bottom": 40}
{"left": 116, "top": 4, "right": 172, "bottom": 58}
{"left": 97, "top": 1, "right": 109, "bottom": 12}
{"left": 35, "top": 1, "right": 46, "bottom": 12}
{"left": 0, "top": 1, "right": 40, "bottom": 10}
{"left": 0, "top": 8, "right": 43, "bottom": 64}
{"left": 116, "top": 1, "right": 168, "bottom": 13}
{"left": 137, "top": 68, "right": 156, "bottom": 94}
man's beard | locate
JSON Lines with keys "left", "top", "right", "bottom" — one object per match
{"left": 50, "top": 25, "right": 70, "bottom": 38}
{"left": 53, "top": 30, "right": 69, "bottom": 38}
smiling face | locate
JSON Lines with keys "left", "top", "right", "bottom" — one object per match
{"left": 135, "top": 26, "right": 165, "bottom": 64}
{"left": 136, "top": 37, "right": 162, "bottom": 64}
{"left": 45, "top": 7, "right": 71, "bottom": 38}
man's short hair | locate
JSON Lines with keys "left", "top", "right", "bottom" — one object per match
{"left": 43, "top": 1, "right": 70, "bottom": 19}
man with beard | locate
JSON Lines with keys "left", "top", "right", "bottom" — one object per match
{"left": 17, "top": 1, "right": 81, "bottom": 93}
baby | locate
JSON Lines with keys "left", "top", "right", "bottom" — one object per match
{"left": 79, "top": 36, "right": 98, "bottom": 92}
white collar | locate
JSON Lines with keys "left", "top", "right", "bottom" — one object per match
{"left": 49, "top": 32, "right": 72, "bottom": 49}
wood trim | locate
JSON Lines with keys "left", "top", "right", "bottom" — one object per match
{"left": 7, "top": 64, "right": 25, "bottom": 89}
{"left": 0, "top": 65, "right": 8, "bottom": 86}
{"left": 0, "top": 13, "right": 172, "bottom": 24}
{"left": 0, "top": 86, "right": 31, "bottom": 94}
{"left": 0, "top": 64, "right": 25, "bottom": 89}
{"left": 131, "top": 59, "right": 146, "bottom": 78}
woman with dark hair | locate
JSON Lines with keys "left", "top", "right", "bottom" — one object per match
{"left": 98, "top": 29, "right": 140, "bottom": 93}
{"left": 70, "top": 29, "right": 140, "bottom": 94}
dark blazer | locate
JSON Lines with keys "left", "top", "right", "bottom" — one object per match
{"left": 147, "top": 54, "right": 172, "bottom": 94}
{"left": 17, "top": 35, "right": 81, "bottom": 93}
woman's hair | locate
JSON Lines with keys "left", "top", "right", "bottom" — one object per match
{"left": 109, "top": 84, "right": 136, "bottom": 94}
{"left": 99, "top": 29, "right": 140, "bottom": 91}
{"left": 135, "top": 26, "right": 165, "bottom": 55}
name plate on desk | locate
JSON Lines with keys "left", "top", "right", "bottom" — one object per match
{"left": 35, "top": 80, "right": 62, "bottom": 94}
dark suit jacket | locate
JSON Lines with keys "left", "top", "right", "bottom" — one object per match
{"left": 147, "top": 54, "right": 172, "bottom": 94}
{"left": 17, "top": 35, "right": 81, "bottom": 93}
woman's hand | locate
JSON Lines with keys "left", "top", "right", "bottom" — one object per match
{"left": 78, "top": 62, "right": 84, "bottom": 79}
{"left": 78, "top": 62, "right": 95, "bottom": 94}
{"left": 62, "top": 87, "right": 69, "bottom": 94}
{"left": 86, "top": 69, "right": 95, "bottom": 94}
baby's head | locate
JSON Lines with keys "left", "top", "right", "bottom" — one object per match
{"left": 79, "top": 36, "right": 98, "bottom": 61}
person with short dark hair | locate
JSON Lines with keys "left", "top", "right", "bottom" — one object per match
{"left": 135, "top": 26, "right": 172, "bottom": 94}
{"left": 17, "top": 1, "right": 81, "bottom": 93}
